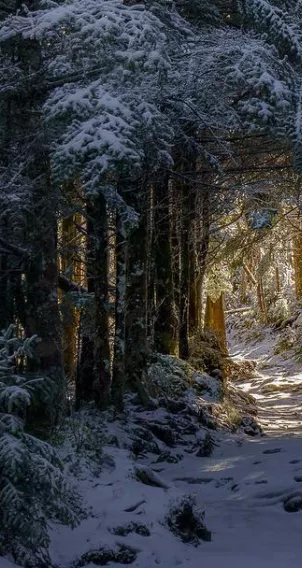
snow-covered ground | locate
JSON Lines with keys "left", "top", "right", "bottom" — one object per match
{"left": 2, "top": 326, "right": 302, "bottom": 568}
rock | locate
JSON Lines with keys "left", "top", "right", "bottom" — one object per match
{"left": 195, "top": 433, "right": 216, "bottom": 457}
{"left": 164, "top": 399, "right": 187, "bottom": 413}
{"left": 241, "top": 416, "right": 262, "bottom": 436}
{"left": 211, "top": 368, "right": 224, "bottom": 381}
{"left": 166, "top": 495, "right": 211, "bottom": 543}
{"left": 105, "top": 435, "right": 119, "bottom": 447}
{"left": 131, "top": 437, "right": 160, "bottom": 456}
{"left": 112, "top": 522, "right": 150, "bottom": 537}
{"left": 77, "top": 545, "right": 137, "bottom": 566}
{"left": 135, "top": 465, "right": 170, "bottom": 488}
{"left": 198, "top": 407, "right": 217, "bottom": 430}
{"left": 156, "top": 451, "right": 182, "bottom": 464}
{"left": 148, "top": 422, "right": 176, "bottom": 446}
{"left": 294, "top": 476, "right": 302, "bottom": 483}
{"left": 244, "top": 426, "right": 258, "bottom": 436}
{"left": 283, "top": 494, "right": 302, "bottom": 512}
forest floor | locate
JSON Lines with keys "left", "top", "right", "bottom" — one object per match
{"left": 3, "top": 325, "right": 302, "bottom": 568}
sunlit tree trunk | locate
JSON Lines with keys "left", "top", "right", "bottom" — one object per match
{"left": 256, "top": 278, "right": 268, "bottom": 323}
{"left": 293, "top": 231, "right": 302, "bottom": 298}
{"left": 204, "top": 293, "right": 228, "bottom": 355}
{"left": 275, "top": 264, "right": 281, "bottom": 295}
{"left": 240, "top": 268, "right": 248, "bottom": 304}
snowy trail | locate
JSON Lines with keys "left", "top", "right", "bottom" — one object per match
{"left": 46, "top": 331, "right": 302, "bottom": 568}
{"left": 167, "top": 332, "right": 302, "bottom": 567}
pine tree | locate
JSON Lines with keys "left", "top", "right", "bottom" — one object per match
{"left": 0, "top": 326, "right": 80, "bottom": 567}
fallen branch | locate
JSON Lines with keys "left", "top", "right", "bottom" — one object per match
{"left": 225, "top": 306, "right": 253, "bottom": 315}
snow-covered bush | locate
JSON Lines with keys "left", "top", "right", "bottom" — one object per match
{"left": 274, "top": 326, "right": 296, "bottom": 354}
{"left": 268, "top": 297, "right": 289, "bottom": 323}
{"left": 0, "top": 326, "right": 80, "bottom": 567}
{"left": 146, "top": 354, "right": 192, "bottom": 399}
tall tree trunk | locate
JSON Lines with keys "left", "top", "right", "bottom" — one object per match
{"left": 25, "top": 160, "right": 65, "bottom": 424}
{"left": 179, "top": 177, "right": 190, "bottom": 360}
{"left": 170, "top": 181, "right": 180, "bottom": 343}
{"left": 61, "top": 213, "right": 77, "bottom": 383}
{"left": 275, "top": 264, "right": 281, "bottom": 295}
{"left": 76, "top": 213, "right": 94, "bottom": 407}
{"left": 89, "top": 195, "right": 111, "bottom": 408}
{"left": 111, "top": 213, "right": 127, "bottom": 410}
{"left": 154, "top": 173, "right": 177, "bottom": 354}
{"left": 146, "top": 184, "right": 156, "bottom": 342}
{"left": 257, "top": 278, "right": 268, "bottom": 323}
{"left": 204, "top": 293, "right": 228, "bottom": 355}
{"left": 189, "top": 183, "right": 200, "bottom": 334}
{"left": 198, "top": 183, "right": 210, "bottom": 325}
{"left": 293, "top": 231, "right": 302, "bottom": 298}
{"left": 124, "top": 180, "right": 149, "bottom": 397}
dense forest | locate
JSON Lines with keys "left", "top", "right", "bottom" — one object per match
{"left": 2, "top": 1, "right": 302, "bottom": 567}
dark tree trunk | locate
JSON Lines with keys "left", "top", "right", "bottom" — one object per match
{"left": 25, "top": 162, "right": 65, "bottom": 424}
{"left": 154, "top": 173, "right": 177, "bottom": 354}
{"left": 88, "top": 195, "right": 111, "bottom": 408}
{"left": 179, "top": 177, "right": 190, "bottom": 360}
{"left": 170, "top": 181, "right": 180, "bottom": 337}
{"left": 111, "top": 213, "right": 127, "bottom": 410}
{"left": 146, "top": 184, "right": 156, "bottom": 343}
{"left": 189, "top": 183, "right": 199, "bottom": 335}
{"left": 124, "top": 179, "right": 149, "bottom": 397}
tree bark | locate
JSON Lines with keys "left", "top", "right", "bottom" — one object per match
{"left": 111, "top": 213, "right": 127, "bottom": 410}
{"left": 204, "top": 293, "right": 228, "bottom": 355}
{"left": 124, "top": 180, "right": 149, "bottom": 397}
{"left": 154, "top": 173, "right": 178, "bottom": 354}
{"left": 179, "top": 177, "right": 190, "bottom": 360}
{"left": 293, "top": 231, "right": 302, "bottom": 298}
{"left": 89, "top": 195, "right": 111, "bottom": 408}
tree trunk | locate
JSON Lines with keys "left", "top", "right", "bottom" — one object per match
{"left": 89, "top": 195, "right": 111, "bottom": 408}
{"left": 204, "top": 293, "right": 228, "bottom": 355}
{"left": 257, "top": 279, "right": 268, "bottom": 323}
{"left": 275, "top": 264, "right": 281, "bottom": 295}
{"left": 25, "top": 163, "right": 65, "bottom": 424}
{"left": 76, "top": 212, "right": 94, "bottom": 407}
{"left": 197, "top": 183, "right": 210, "bottom": 325}
{"left": 170, "top": 181, "right": 180, "bottom": 343}
{"left": 124, "top": 181, "right": 149, "bottom": 397}
{"left": 111, "top": 213, "right": 127, "bottom": 410}
{"left": 154, "top": 173, "right": 178, "bottom": 354}
{"left": 189, "top": 183, "right": 200, "bottom": 334}
{"left": 61, "top": 213, "right": 78, "bottom": 383}
{"left": 179, "top": 177, "right": 190, "bottom": 360}
{"left": 293, "top": 231, "right": 302, "bottom": 298}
